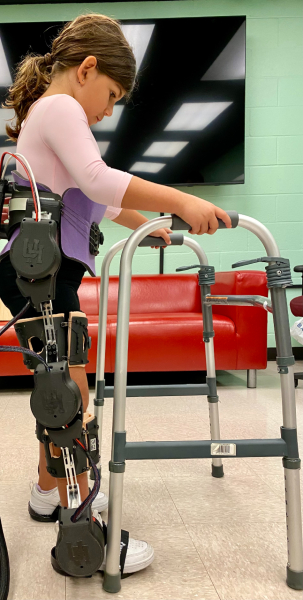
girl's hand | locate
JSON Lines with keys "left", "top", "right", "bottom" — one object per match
{"left": 149, "top": 227, "right": 172, "bottom": 248}
{"left": 178, "top": 197, "right": 232, "bottom": 235}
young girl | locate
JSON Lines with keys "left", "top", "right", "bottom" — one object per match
{"left": 0, "top": 13, "right": 231, "bottom": 575}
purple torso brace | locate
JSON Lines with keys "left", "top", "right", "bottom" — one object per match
{"left": 0, "top": 171, "right": 107, "bottom": 276}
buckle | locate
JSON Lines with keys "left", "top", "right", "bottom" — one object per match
{"left": 89, "top": 222, "right": 104, "bottom": 256}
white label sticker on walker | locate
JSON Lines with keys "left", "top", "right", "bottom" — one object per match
{"left": 211, "top": 443, "right": 236, "bottom": 456}
{"left": 90, "top": 438, "right": 97, "bottom": 452}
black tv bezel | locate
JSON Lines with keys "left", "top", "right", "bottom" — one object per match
{"left": 0, "top": 14, "right": 246, "bottom": 187}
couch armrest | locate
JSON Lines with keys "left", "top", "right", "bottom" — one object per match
{"left": 212, "top": 271, "right": 268, "bottom": 369}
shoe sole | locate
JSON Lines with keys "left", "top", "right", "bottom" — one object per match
{"left": 28, "top": 498, "right": 108, "bottom": 523}
{"left": 51, "top": 545, "right": 154, "bottom": 577}
{"left": 122, "top": 547, "right": 155, "bottom": 574}
{"left": 28, "top": 502, "right": 60, "bottom": 523}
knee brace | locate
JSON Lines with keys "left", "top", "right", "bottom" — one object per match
{"left": 14, "top": 311, "right": 91, "bottom": 370}
{"left": 37, "top": 412, "right": 99, "bottom": 479}
{"left": 31, "top": 360, "right": 82, "bottom": 429}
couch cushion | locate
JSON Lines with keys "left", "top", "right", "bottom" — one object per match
{"left": 108, "top": 313, "right": 237, "bottom": 372}
{"left": 85, "top": 318, "right": 112, "bottom": 373}
{"left": 0, "top": 326, "right": 29, "bottom": 376}
{"left": 1, "top": 313, "right": 236, "bottom": 374}
{"left": 0, "top": 271, "right": 268, "bottom": 375}
{"left": 95, "top": 274, "right": 202, "bottom": 315}
{"left": 78, "top": 277, "right": 100, "bottom": 316}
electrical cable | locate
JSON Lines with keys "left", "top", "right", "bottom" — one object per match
{"left": 1, "top": 152, "right": 39, "bottom": 219}
{"left": 71, "top": 438, "right": 101, "bottom": 523}
{"left": 1, "top": 153, "right": 96, "bottom": 525}
{"left": 0, "top": 301, "right": 50, "bottom": 371}
{"left": 0, "top": 152, "right": 41, "bottom": 221}
{"left": 0, "top": 346, "right": 50, "bottom": 371}
{"left": 0, "top": 155, "right": 48, "bottom": 368}
{"left": 0, "top": 301, "right": 31, "bottom": 337}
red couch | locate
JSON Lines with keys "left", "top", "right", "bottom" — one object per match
{"left": 0, "top": 271, "right": 268, "bottom": 376}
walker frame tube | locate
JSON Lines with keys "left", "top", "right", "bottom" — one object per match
{"left": 94, "top": 233, "right": 221, "bottom": 476}
{"left": 102, "top": 214, "right": 303, "bottom": 593}
{"left": 94, "top": 239, "right": 126, "bottom": 475}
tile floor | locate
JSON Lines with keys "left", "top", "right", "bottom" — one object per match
{"left": 0, "top": 362, "right": 302, "bottom": 600}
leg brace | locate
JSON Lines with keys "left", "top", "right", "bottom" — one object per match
{"left": 4, "top": 177, "right": 105, "bottom": 577}
{"left": 35, "top": 411, "right": 99, "bottom": 479}
{"left": 31, "top": 359, "right": 105, "bottom": 577}
{"left": 14, "top": 311, "right": 91, "bottom": 371}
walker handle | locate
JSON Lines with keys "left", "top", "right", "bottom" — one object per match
{"left": 139, "top": 233, "right": 184, "bottom": 247}
{"left": 171, "top": 211, "right": 239, "bottom": 231}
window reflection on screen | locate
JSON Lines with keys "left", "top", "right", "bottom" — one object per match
{"left": 0, "top": 16, "right": 245, "bottom": 185}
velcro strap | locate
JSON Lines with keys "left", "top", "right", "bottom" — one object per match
{"left": 102, "top": 522, "right": 129, "bottom": 576}
{"left": 120, "top": 529, "right": 129, "bottom": 576}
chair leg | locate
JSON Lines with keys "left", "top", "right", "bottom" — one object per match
{"left": 294, "top": 372, "right": 303, "bottom": 388}
{"left": 247, "top": 369, "right": 257, "bottom": 388}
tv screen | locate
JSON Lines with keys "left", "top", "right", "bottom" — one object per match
{"left": 0, "top": 15, "right": 245, "bottom": 186}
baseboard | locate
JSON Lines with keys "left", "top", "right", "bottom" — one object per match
{"left": 1, "top": 354, "right": 302, "bottom": 390}
{"left": 88, "top": 370, "right": 207, "bottom": 387}
{"left": 267, "top": 347, "right": 303, "bottom": 361}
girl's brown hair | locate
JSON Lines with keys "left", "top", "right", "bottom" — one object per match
{"left": 2, "top": 13, "right": 136, "bottom": 142}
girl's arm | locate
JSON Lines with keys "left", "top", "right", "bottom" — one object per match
{"left": 112, "top": 209, "right": 172, "bottom": 245}
{"left": 41, "top": 96, "right": 231, "bottom": 235}
{"left": 121, "top": 176, "right": 231, "bottom": 235}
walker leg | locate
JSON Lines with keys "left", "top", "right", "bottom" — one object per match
{"left": 93, "top": 243, "right": 126, "bottom": 482}
{"left": 271, "top": 288, "right": 303, "bottom": 590}
{"left": 209, "top": 401, "right": 224, "bottom": 478}
{"left": 103, "top": 469, "right": 124, "bottom": 593}
{"left": 103, "top": 234, "right": 136, "bottom": 593}
{"left": 247, "top": 369, "right": 257, "bottom": 388}
{"left": 284, "top": 461, "right": 303, "bottom": 590}
{"left": 201, "top": 277, "right": 224, "bottom": 479}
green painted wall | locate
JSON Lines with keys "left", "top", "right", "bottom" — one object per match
{"left": 1, "top": 1, "right": 303, "bottom": 347}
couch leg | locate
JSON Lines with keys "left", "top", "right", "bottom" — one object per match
{"left": 247, "top": 369, "right": 257, "bottom": 388}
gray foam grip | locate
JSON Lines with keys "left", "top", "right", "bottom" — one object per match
{"left": 139, "top": 233, "right": 184, "bottom": 246}
{"left": 218, "top": 210, "right": 239, "bottom": 228}
{"left": 171, "top": 210, "right": 239, "bottom": 230}
{"left": 171, "top": 215, "right": 190, "bottom": 230}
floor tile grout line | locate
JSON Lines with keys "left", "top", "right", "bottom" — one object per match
{"left": 93, "top": 384, "right": 301, "bottom": 504}
{"left": 157, "top": 468, "right": 207, "bottom": 534}
{"left": 1, "top": 367, "right": 302, "bottom": 599}
{"left": 184, "top": 522, "right": 223, "bottom": 600}
{"left": 183, "top": 519, "right": 301, "bottom": 600}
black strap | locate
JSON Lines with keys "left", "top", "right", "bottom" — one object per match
{"left": 102, "top": 522, "right": 130, "bottom": 576}
{"left": 119, "top": 529, "right": 129, "bottom": 576}
{"left": 102, "top": 521, "right": 107, "bottom": 544}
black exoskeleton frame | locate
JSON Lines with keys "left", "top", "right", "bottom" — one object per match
{"left": 3, "top": 179, "right": 105, "bottom": 578}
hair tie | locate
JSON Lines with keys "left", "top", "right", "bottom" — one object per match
{"left": 44, "top": 53, "right": 53, "bottom": 66}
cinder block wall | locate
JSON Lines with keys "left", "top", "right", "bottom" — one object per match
{"left": 1, "top": 1, "right": 303, "bottom": 348}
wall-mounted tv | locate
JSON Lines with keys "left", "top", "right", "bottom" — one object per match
{"left": 0, "top": 15, "right": 246, "bottom": 186}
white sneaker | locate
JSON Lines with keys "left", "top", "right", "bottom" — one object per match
{"left": 28, "top": 482, "right": 108, "bottom": 522}
{"left": 93, "top": 511, "right": 155, "bottom": 575}
{"left": 51, "top": 509, "right": 154, "bottom": 577}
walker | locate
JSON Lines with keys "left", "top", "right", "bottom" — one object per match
{"left": 92, "top": 211, "right": 303, "bottom": 593}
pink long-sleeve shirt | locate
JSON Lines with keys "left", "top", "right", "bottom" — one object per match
{"left": 16, "top": 93, "right": 132, "bottom": 220}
